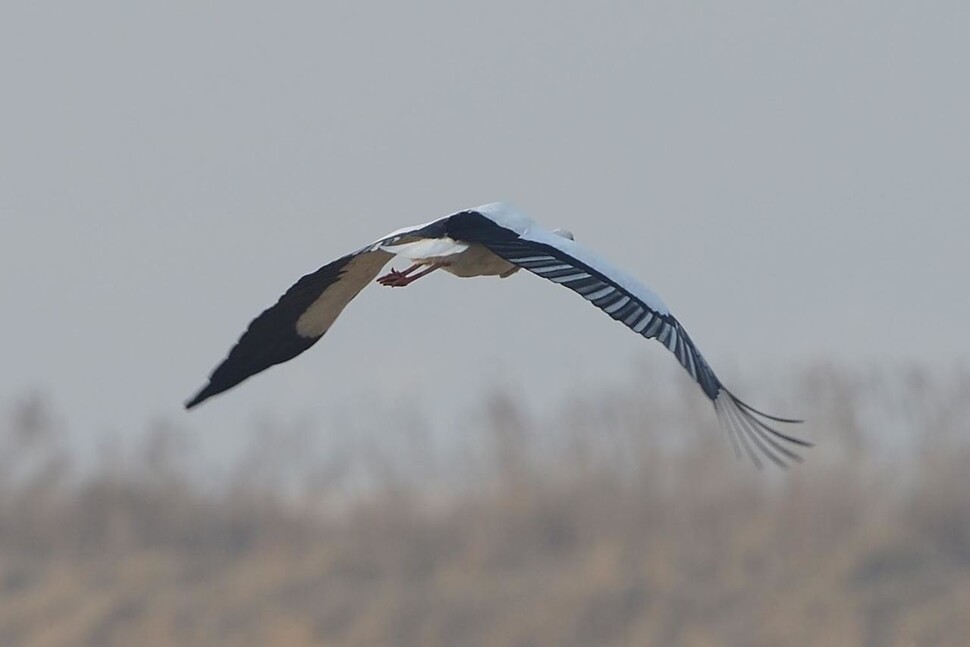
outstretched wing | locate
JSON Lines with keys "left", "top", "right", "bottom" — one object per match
{"left": 185, "top": 215, "right": 464, "bottom": 409}
{"left": 185, "top": 248, "right": 392, "bottom": 409}
{"left": 446, "top": 210, "right": 811, "bottom": 468}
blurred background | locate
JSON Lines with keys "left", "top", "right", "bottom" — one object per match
{"left": 2, "top": 2, "right": 969, "bottom": 646}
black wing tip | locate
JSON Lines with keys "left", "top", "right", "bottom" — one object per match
{"left": 184, "top": 385, "right": 214, "bottom": 410}
{"left": 732, "top": 397, "right": 806, "bottom": 427}
{"left": 184, "top": 370, "right": 249, "bottom": 410}
{"left": 714, "top": 389, "right": 812, "bottom": 469}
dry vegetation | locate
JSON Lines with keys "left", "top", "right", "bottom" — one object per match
{"left": 1, "top": 365, "right": 969, "bottom": 647}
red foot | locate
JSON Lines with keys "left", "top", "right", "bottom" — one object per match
{"left": 377, "top": 268, "right": 418, "bottom": 287}
{"left": 376, "top": 263, "right": 441, "bottom": 287}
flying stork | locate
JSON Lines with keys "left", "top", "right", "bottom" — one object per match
{"left": 186, "top": 202, "right": 810, "bottom": 468}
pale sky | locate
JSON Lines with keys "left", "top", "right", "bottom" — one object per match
{"left": 2, "top": 2, "right": 968, "bottom": 460}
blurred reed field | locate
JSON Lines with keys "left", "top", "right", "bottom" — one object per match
{"left": 1, "top": 364, "right": 969, "bottom": 647}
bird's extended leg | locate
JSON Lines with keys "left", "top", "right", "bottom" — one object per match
{"left": 377, "top": 262, "right": 421, "bottom": 286}
{"left": 377, "top": 263, "right": 442, "bottom": 287}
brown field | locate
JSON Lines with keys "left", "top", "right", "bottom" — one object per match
{"left": 1, "top": 364, "right": 968, "bottom": 646}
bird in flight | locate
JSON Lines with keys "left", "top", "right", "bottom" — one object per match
{"left": 186, "top": 202, "right": 810, "bottom": 468}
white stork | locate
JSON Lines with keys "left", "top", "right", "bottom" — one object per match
{"left": 186, "top": 202, "right": 810, "bottom": 468}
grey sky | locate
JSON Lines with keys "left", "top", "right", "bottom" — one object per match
{"left": 2, "top": 2, "right": 968, "bottom": 457}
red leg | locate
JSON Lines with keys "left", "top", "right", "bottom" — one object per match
{"left": 377, "top": 263, "right": 421, "bottom": 286}
{"left": 377, "top": 263, "right": 442, "bottom": 287}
